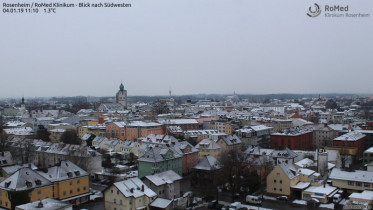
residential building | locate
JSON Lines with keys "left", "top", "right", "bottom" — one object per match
{"left": 37, "top": 160, "right": 90, "bottom": 205}
{"left": 312, "top": 124, "right": 339, "bottom": 148}
{"left": 363, "top": 147, "right": 373, "bottom": 165}
{"left": 348, "top": 190, "right": 373, "bottom": 206}
{"left": 270, "top": 126, "right": 313, "bottom": 151}
{"left": 329, "top": 168, "right": 373, "bottom": 193}
{"left": 0, "top": 168, "right": 54, "bottom": 209}
{"left": 158, "top": 119, "right": 199, "bottom": 131}
{"left": 235, "top": 125, "right": 273, "bottom": 146}
{"left": 143, "top": 170, "right": 182, "bottom": 199}
{"left": 78, "top": 124, "right": 106, "bottom": 139}
{"left": 195, "top": 138, "right": 222, "bottom": 160}
{"left": 332, "top": 131, "right": 366, "bottom": 159}
{"left": 216, "top": 135, "right": 242, "bottom": 152}
{"left": 266, "top": 162, "right": 298, "bottom": 196}
{"left": 104, "top": 177, "right": 157, "bottom": 210}
{"left": 137, "top": 145, "right": 182, "bottom": 178}
{"left": 209, "top": 121, "right": 236, "bottom": 134}
{"left": 106, "top": 121, "right": 163, "bottom": 140}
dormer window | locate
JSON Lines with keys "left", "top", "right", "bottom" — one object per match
{"left": 5, "top": 181, "right": 11, "bottom": 188}
{"left": 74, "top": 171, "right": 80, "bottom": 176}
{"left": 35, "top": 179, "right": 42, "bottom": 186}
{"left": 26, "top": 181, "right": 32, "bottom": 188}
{"left": 67, "top": 172, "right": 73, "bottom": 178}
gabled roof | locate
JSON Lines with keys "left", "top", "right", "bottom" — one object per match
{"left": 0, "top": 168, "right": 52, "bottom": 191}
{"left": 38, "top": 160, "right": 88, "bottom": 182}
{"left": 138, "top": 145, "right": 182, "bottom": 163}
{"left": 278, "top": 162, "right": 298, "bottom": 179}
{"left": 193, "top": 155, "right": 222, "bottom": 171}
{"left": 144, "top": 170, "right": 182, "bottom": 186}
{"left": 195, "top": 139, "right": 221, "bottom": 150}
{"left": 218, "top": 135, "right": 242, "bottom": 146}
{"left": 112, "top": 177, "right": 156, "bottom": 198}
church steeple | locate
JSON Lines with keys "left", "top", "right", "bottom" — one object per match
{"left": 119, "top": 82, "right": 124, "bottom": 91}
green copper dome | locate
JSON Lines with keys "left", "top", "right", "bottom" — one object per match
{"left": 119, "top": 82, "right": 124, "bottom": 91}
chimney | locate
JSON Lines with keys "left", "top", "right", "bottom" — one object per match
{"left": 323, "top": 182, "right": 325, "bottom": 188}
{"left": 141, "top": 185, "right": 144, "bottom": 192}
{"left": 130, "top": 188, "right": 134, "bottom": 193}
{"left": 37, "top": 200, "right": 43, "bottom": 208}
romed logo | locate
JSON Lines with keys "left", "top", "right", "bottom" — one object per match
{"left": 307, "top": 3, "right": 322, "bottom": 17}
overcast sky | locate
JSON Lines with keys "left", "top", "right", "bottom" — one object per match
{"left": 1, "top": 0, "right": 372, "bottom": 98}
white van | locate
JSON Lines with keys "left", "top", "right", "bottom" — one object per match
{"left": 332, "top": 194, "right": 342, "bottom": 203}
{"left": 246, "top": 195, "right": 262, "bottom": 205}
{"left": 229, "top": 202, "right": 242, "bottom": 210}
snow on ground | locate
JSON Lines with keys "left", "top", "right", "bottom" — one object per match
{"left": 292, "top": 200, "right": 307, "bottom": 205}
{"left": 319, "top": 203, "right": 334, "bottom": 209}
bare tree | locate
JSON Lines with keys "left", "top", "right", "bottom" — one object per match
{"left": 218, "top": 148, "right": 254, "bottom": 201}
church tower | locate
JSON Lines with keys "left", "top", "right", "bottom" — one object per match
{"left": 116, "top": 82, "right": 127, "bottom": 108}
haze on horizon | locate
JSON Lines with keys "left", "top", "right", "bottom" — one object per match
{"left": 1, "top": 0, "right": 372, "bottom": 98}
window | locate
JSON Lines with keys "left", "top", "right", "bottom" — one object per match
{"left": 280, "top": 180, "right": 282, "bottom": 184}
{"left": 63, "top": 191, "right": 66, "bottom": 196}
{"left": 114, "top": 198, "right": 116, "bottom": 204}
{"left": 274, "top": 180, "right": 277, "bottom": 183}
{"left": 111, "top": 189, "right": 113, "bottom": 194}
{"left": 117, "top": 190, "right": 119, "bottom": 195}
{"left": 280, "top": 188, "right": 282, "bottom": 192}
{"left": 77, "top": 180, "right": 80, "bottom": 184}
{"left": 70, "top": 190, "right": 73, "bottom": 194}
{"left": 77, "top": 188, "right": 80, "bottom": 192}
{"left": 69, "top": 181, "right": 72, "bottom": 185}
{"left": 274, "top": 188, "right": 276, "bottom": 191}
{"left": 276, "top": 173, "right": 280, "bottom": 177}
{"left": 348, "top": 181, "right": 355, "bottom": 186}
{"left": 356, "top": 182, "right": 362, "bottom": 187}
{"left": 364, "top": 183, "right": 370, "bottom": 188}
{"left": 84, "top": 186, "right": 87, "bottom": 191}
{"left": 120, "top": 200, "right": 123, "bottom": 205}
{"left": 38, "top": 190, "right": 41, "bottom": 194}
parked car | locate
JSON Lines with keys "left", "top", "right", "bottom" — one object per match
{"left": 229, "top": 202, "right": 242, "bottom": 210}
{"left": 276, "top": 195, "right": 289, "bottom": 201}
{"left": 246, "top": 195, "right": 262, "bottom": 205}
{"left": 208, "top": 200, "right": 218, "bottom": 209}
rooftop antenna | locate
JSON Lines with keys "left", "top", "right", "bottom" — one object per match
{"left": 169, "top": 86, "right": 172, "bottom": 98}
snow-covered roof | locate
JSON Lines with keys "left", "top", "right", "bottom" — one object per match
{"left": 304, "top": 184, "right": 337, "bottom": 196}
{"left": 0, "top": 168, "right": 52, "bottom": 191}
{"left": 15, "top": 198, "right": 72, "bottom": 210}
{"left": 195, "top": 139, "right": 221, "bottom": 150}
{"left": 330, "top": 168, "right": 373, "bottom": 183}
{"left": 349, "top": 190, "right": 373, "bottom": 201}
{"left": 150, "top": 198, "right": 172, "bottom": 208}
{"left": 113, "top": 177, "right": 156, "bottom": 198}
{"left": 193, "top": 155, "right": 222, "bottom": 171}
{"left": 159, "top": 119, "right": 198, "bottom": 125}
{"left": 295, "top": 158, "right": 314, "bottom": 168}
{"left": 3, "top": 127, "right": 33, "bottom": 135}
{"left": 279, "top": 162, "right": 298, "bottom": 179}
{"left": 291, "top": 181, "right": 310, "bottom": 189}
{"left": 297, "top": 168, "right": 316, "bottom": 176}
{"left": 145, "top": 170, "right": 182, "bottom": 186}
{"left": 334, "top": 131, "right": 365, "bottom": 141}
{"left": 38, "top": 160, "right": 88, "bottom": 182}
